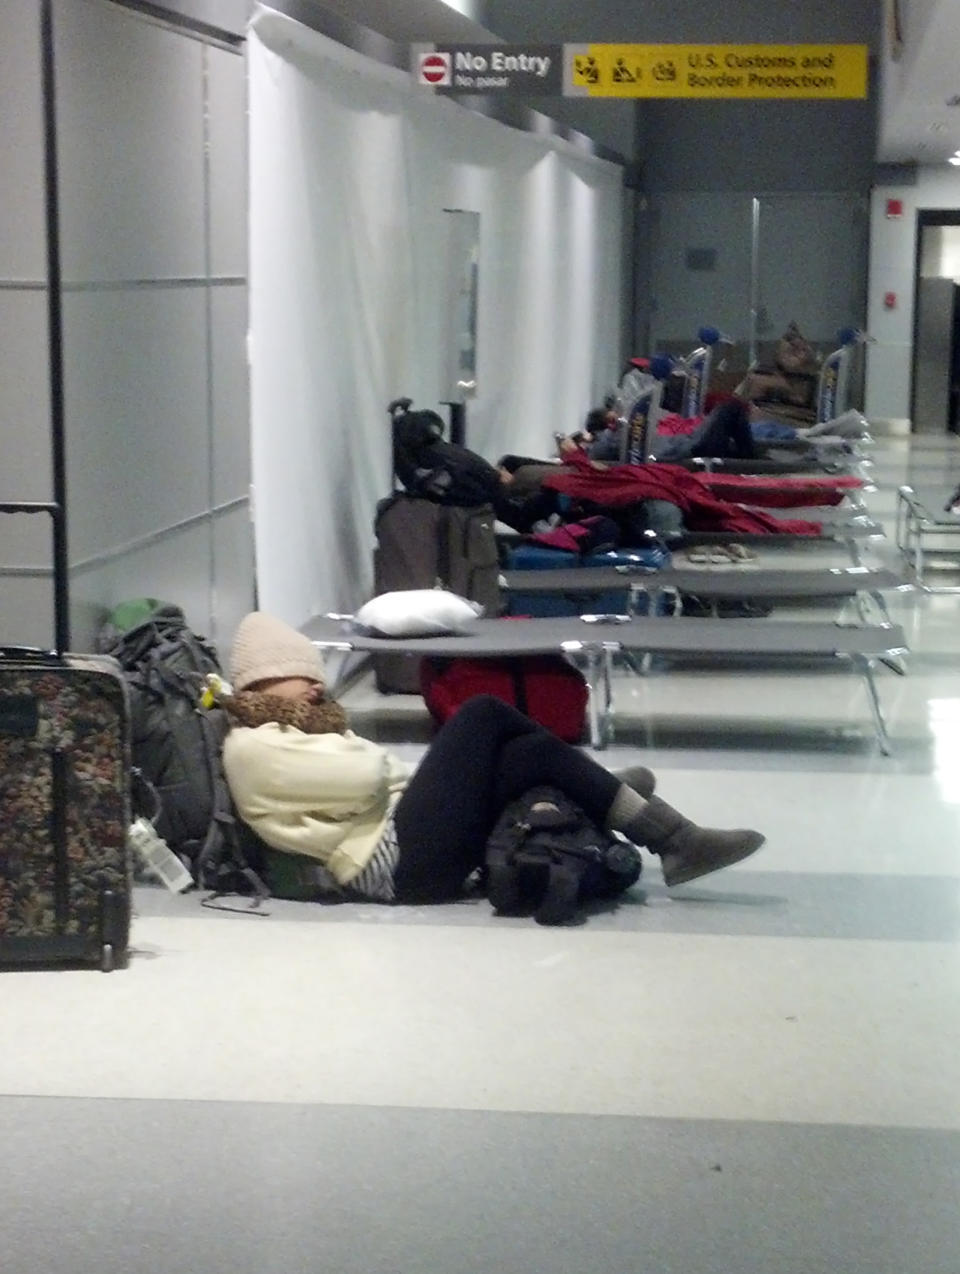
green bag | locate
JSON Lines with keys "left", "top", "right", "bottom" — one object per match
{"left": 262, "top": 847, "right": 344, "bottom": 902}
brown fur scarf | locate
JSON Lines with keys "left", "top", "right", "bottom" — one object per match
{"left": 222, "top": 690, "right": 349, "bottom": 735}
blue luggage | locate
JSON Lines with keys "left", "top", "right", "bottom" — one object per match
{"left": 505, "top": 544, "right": 670, "bottom": 617}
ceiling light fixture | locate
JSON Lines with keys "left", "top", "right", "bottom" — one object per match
{"left": 949, "top": 156, "right": 960, "bottom": 166}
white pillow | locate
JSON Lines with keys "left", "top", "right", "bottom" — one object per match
{"left": 354, "top": 589, "right": 483, "bottom": 637}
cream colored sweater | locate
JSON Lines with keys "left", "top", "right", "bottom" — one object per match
{"left": 222, "top": 724, "right": 411, "bottom": 885}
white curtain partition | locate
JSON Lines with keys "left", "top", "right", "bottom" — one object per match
{"left": 248, "top": 7, "right": 624, "bottom": 626}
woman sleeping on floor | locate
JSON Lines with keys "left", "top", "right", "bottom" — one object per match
{"left": 219, "top": 613, "right": 765, "bottom": 905}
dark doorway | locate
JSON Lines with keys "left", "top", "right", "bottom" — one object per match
{"left": 911, "top": 210, "right": 960, "bottom": 433}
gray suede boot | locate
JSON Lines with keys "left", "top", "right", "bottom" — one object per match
{"left": 612, "top": 765, "right": 656, "bottom": 800}
{"left": 623, "top": 796, "right": 765, "bottom": 886}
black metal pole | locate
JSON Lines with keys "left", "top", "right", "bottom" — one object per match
{"left": 40, "top": 0, "right": 69, "bottom": 653}
{"left": 444, "top": 401, "right": 467, "bottom": 448}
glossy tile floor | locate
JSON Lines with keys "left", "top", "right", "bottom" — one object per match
{"left": 3, "top": 434, "right": 960, "bottom": 1274}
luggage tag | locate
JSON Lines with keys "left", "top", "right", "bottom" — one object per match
{"left": 200, "top": 672, "right": 232, "bottom": 708}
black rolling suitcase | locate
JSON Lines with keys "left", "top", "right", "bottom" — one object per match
{"left": 0, "top": 502, "right": 132, "bottom": 972}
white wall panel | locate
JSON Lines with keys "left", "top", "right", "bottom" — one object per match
{"left": 211, "top": 503, "right": 256, "bottom": 652}
{"left": 53, "top": 0, "right": 206, "bottom": 283}
{"left": 0, "top": 292, "right": 53, "bottom": 562}
{"left": 210, "top": 284, "right": 250, "bottom": 505}
{"left": 1, "top": 0, "right": 253, "bottom": 653}
{"left": 0, "top": 292, "right": 52, "bottom": 500}
{"left": 0, "top": 0, "right": 46, "bottom": 279}
{"left": 208, "top": 44, "right": 248, "bottom": 279}
{"left": 0, "top": 576, "right": 56, "bottom": 648}
{"left": 70, "top": 504, "right": 255, "bottom": 653}
{"left": 62, "top": 288, "right": 209, "bottom": 557}
{"left": 70, "top": 522, "right": 215, "bottom": 651}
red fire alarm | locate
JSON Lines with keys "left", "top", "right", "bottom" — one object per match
{"left": 884, "top": 291, "right": 897, "bottom": 309}
{"left": 886, "top": 199, "right": 903, "bottom": 219}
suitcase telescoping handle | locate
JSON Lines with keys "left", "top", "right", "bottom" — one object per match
{"left": 0, "top": 499, "right": 69, "bottom": 658}
{"left": 387, "top": 398, "right": 414, "bottom": 495}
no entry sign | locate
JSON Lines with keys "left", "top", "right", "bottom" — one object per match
{"left": 418, "top": 52, "right": 451, "bottom": 86}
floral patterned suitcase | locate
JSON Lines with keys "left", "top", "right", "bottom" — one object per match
{"left": 0, "top": 500, "right": 132, "bottom": 972}
{"left": 0, "top": 651, "right": 132, "bottom": 971}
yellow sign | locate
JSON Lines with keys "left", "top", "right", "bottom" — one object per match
{"left": 566, "top": 44, "right": 868, "bottom": 99}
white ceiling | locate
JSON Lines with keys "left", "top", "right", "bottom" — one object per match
{"left": 877, "top": 0, "right": 960, "bottom": 164}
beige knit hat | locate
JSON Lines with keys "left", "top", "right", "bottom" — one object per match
{"left": 229, "top": 612, "right": 326, "bottom": 692}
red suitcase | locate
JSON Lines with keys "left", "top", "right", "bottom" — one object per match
{"left": 420, "top": 653, "right": 588, "bottom": 743}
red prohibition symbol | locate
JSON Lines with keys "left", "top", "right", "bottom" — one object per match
{"left": 420, "top": 53, "right": 451, "bottom": 85}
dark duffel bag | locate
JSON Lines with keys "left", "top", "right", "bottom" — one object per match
{"left": 390, "top": 399, "right": 501, "bottom": 508}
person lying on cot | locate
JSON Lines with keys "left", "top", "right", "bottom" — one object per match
{"left": 220, "top": 612, "right": 765, "bottom": 905}
{"left": 493, "top": 448, "right": 832, "bottom": 542}
{"left": 493, "top": 454, "right": 685, "bottom": 542}
{"left": 561, "top": 399, "right": 759, "bottom": 465}
{"left": 565, "top": 402, "right": 621, "bottom": 459}
{"left": 493, "top": 456, "right": 575, "bottom": 533}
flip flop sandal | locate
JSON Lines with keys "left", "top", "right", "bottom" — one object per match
{"left": 685, "top": 549, "right": 732, "bottom": 565}
{"left": 724, "top": 543, "right": 758, "bottom": 561}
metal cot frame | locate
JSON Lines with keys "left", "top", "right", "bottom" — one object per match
{"left": 500, "top": 564, "right": 910, "bottom": 627}
{"left": 895, "top": 485, "right": 960, "bottom": 594}
{"left": 303, "top": 614, "right": 909, "bottom": 757}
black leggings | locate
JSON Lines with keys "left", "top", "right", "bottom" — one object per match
{"left": 392, "top": 695, "right": 621, "bottom": 903}
{"left": 688, "top": 399, "right": 756, "bottom": 460}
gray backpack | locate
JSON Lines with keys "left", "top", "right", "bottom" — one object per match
{"left": 98, "top": 602, "right": 264, "bottom": 896}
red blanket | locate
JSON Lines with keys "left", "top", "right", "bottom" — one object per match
{"left": 542, "top": 453, "right": 823, "bottom": 535}
{"left": 698, "top": 472, "right": 862, "bottom": 508}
